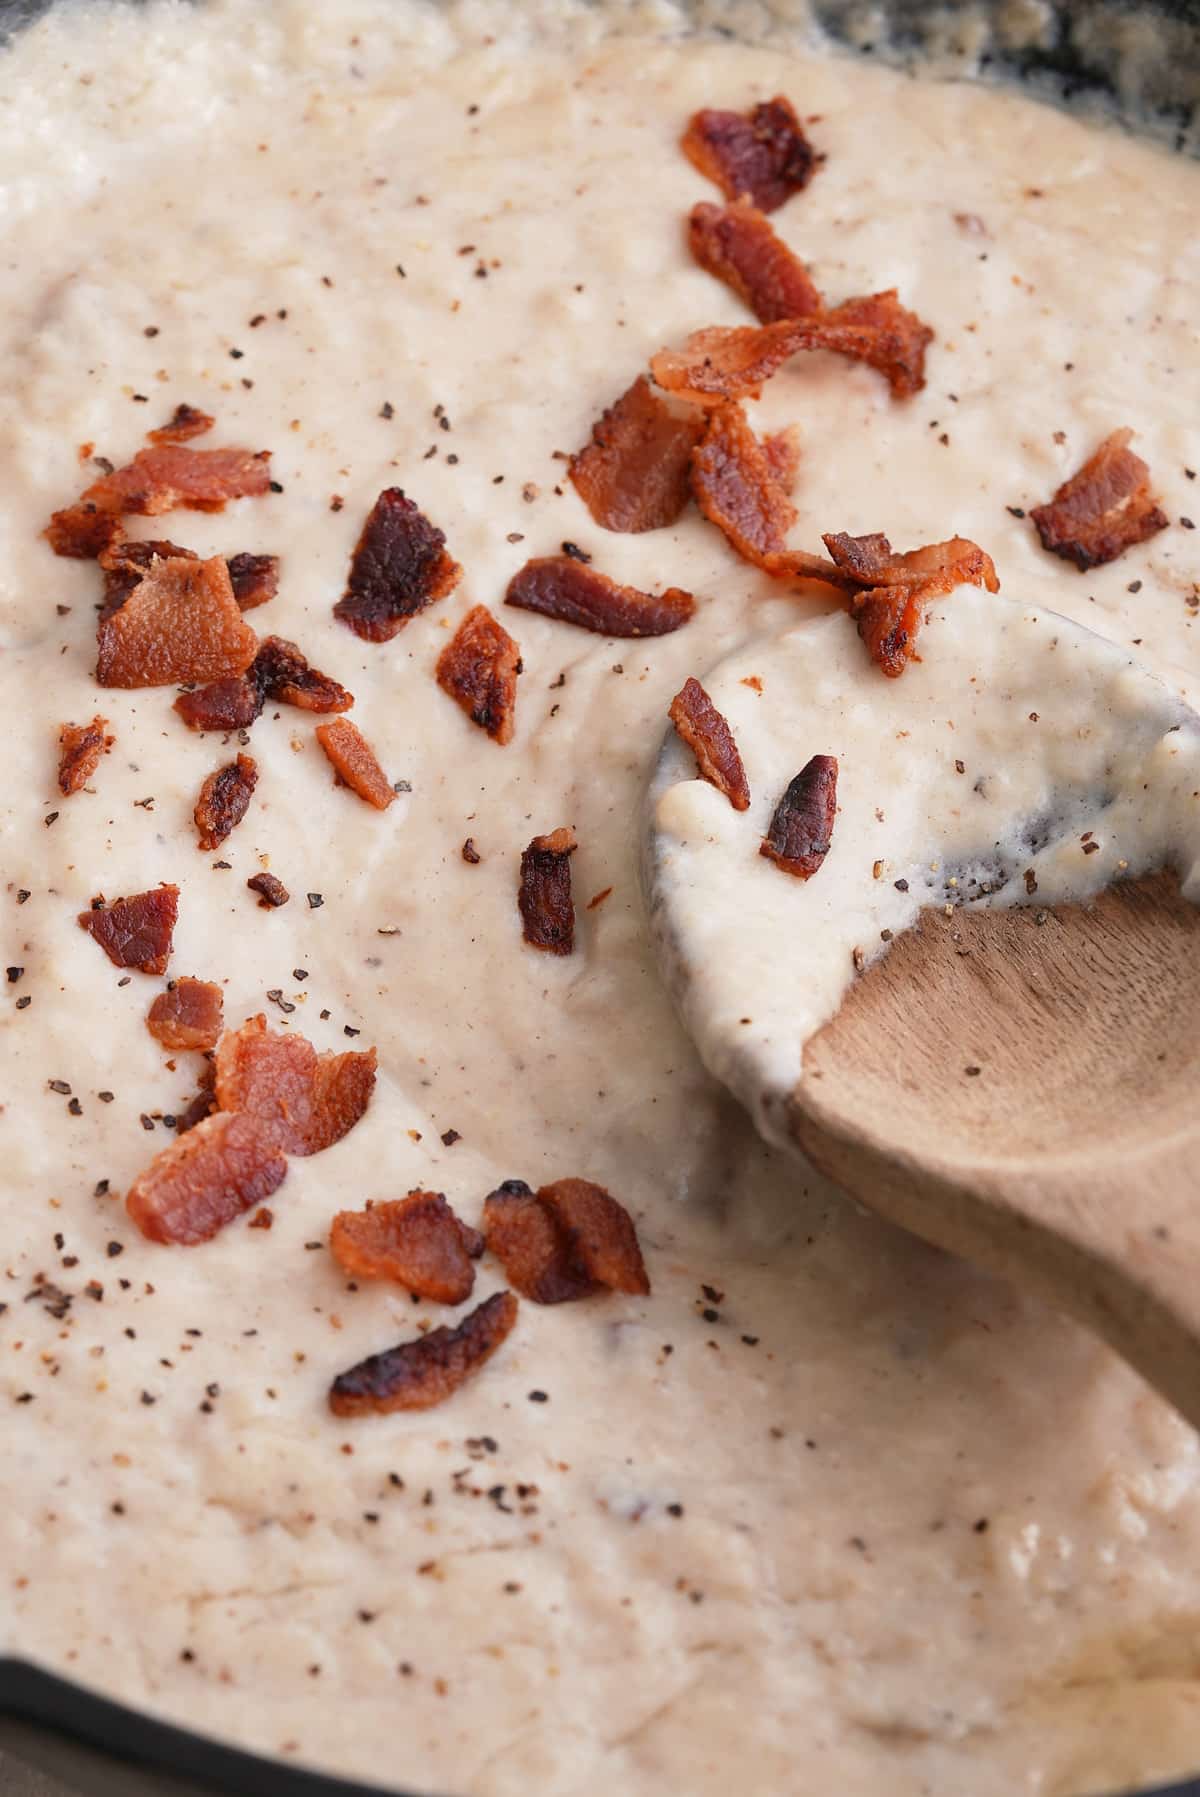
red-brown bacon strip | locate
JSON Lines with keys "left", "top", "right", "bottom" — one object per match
{"left": 126, "top": 1112, "right": 288, "bottom": 1246}
{"left": 1029, "top": 428, "right": 1169, "bottom": 570}
{"left": 57, "top": 716, "right": 113, "bottom": 796}
{"left": 175, "top": 635, "right": 353, "bottom": 733}
{"left": 314, "top": 717, "right": 395, "bottom": 809}
{"left": 225, "top": 551, "right": 280, "bottom": 610}
{"left": 482, "top": 1177, "right": 649, "bottom": 1304}
{"left": 148, "top": 403, "right": 216, "bottom": 445}
{"left": 518, "top": 826, "right": 577, "bottom": 955}
{"left": 760, "top": 755, "right": 838, "bottom": 879}
{"left": 506, "top": 556, "right": 695, "bottom": 637}
{"left": 435, "top": 604, "right": 521, "bottom": 745}
{"left": 213, "top": 1014, "right": 376, "bottom": 1158}
{"left": 46, "top": 445, "right": 272, "bottom": 559}
{"left": 78, "top": 885, "right": 179, "bottom": 976}
{"left": 194, "top": 753, "right": 258, "bottom": 852}
{"left": 651, "top": 291, "right": 932, "bottom": 406}
{"left": 691, "top": 401, "right": 797, "bottom": 563}
{"left": 146, "top": 977, "right": 224, "bottom": 1052}
{"left": 688, "top": 200, "right": 821, "bottom": 323}
{"left": 334, "top": 488, "right": 461, "bottom": 642}
{"left": 328, "top": 1289, "right": 518, "bottom": 1416}
{"left": 668, "top": 677, "right": 750, "bottom": 811}
{"left": 100, "top": 540, "right": 278, "bottom": 618}
{"left": 681, "top": 96, "right": 822, "bottom": 213}
{"left": 569, "top": 376, "right": 705, "bottom": 533}
{"left": 330, "top": 1193, "right": 481, "bottom": 1305}
{"left": 97, "top": 554, "right": 258, "bottom": 688}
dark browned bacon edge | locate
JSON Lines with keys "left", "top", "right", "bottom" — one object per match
{"left": 689, "top": 200, "right": 821, "bottom": 324}
{"left": 334, "top": 487, "right": 461, "bottom": 641}
{"left": 569, "top": 376, "right": 705, "bottom": 533}
{"left": 435, "top": 604, "right": 521, "bottom": 745}
{"left": 760, "top": 755, "right": 838, "bottom": 879}
{"left": 518, "top": 826, "right": 577, "bottom": 955}
{"left": 506, "top": 556, "right": 695, "bottom": 637}
{"left": 328, "top": 1290, "right": 519, "bottom": 1415}
{"left": 194, "top": 753, "right": 258, "bottom": 852}
{"left": 681, "top": 96, "right": 823, "bottom": 213}
{"left": 57, "top": 716, "right": 113, "bottom": 795}
{"left": 175, "top": 635, "right": 353, "bottom": 733}
{"left": 1029, "top": 428, "right": 1169, "bottom": 570}
{"left": 668, "top": 677, "right": 751, "bottom": 811}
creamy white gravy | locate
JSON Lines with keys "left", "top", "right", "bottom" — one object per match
{"left": 650, "top": 595, "right": 1200, "bottom": 1132}
{"left": 2, "top": 4, "right": 1200, "bottom": 1795}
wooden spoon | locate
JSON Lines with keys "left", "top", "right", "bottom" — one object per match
{"left": 790, "top": 868, "right": 1200, "bottom": 1426}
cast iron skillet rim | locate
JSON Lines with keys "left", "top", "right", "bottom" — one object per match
{"left": 3, "top": 0, "right": 1200, "bottom": 1793}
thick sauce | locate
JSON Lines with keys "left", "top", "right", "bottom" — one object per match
{"left": 2, "top": 4, "right": 1200, "bottom": 1794}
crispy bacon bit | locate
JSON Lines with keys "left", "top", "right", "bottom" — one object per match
{"left": 78, "top": 885, "right": 179, "bottom": 975}
{"left": 763, "top": 530, "right": 999, "bottom": 676}
{"left": 334, "top": 488, "right": 461, "bottom": 642}
{"left": 247, "top": 871, "right": 289, "bottom": 908}
{"left": 146, "top": 978, "right": 224, "bottom": 1052}
{"left": 96, "top": 554, "right": 258, "bottom": 688}
{"left": 435, "top": 604, "right": 521, "bottom": 745}
{"left": 669, "top": 677, "right": 750, "bottom": 811}
{"left": 688, "top": 200, "right": 821, "bottom": 323}
{"left": 148, "top": 403, "right": 215, "bottom": 445}
{"left": 329, "top": 1289, "right": 518, "bottom": 1416}
{"left": 483, "top": 1177, "right": 649, "bottom": 1304}
{"left": 330, "top": 1192, "right": 479, "bottom": 1304}
{"left": 761, "top": 755, "right": 838, "bottom": 879}
{"left": 651, "top": 291, "right": 932, "bottom": 406}
{"left": 194, "top": 753, "right": 258, "bottom": 851}
{"left": 518, "top": 826, "right": 577, "bottom": 955}
{"left": 125, "top": 1112, "right": 288, "bottom": 1245}
{"left": 315, "top": 717, "right": 395, "bottom": 809}
{"left": 226, "top": 552, "right": 280, "bottom": 611}
{"left": 681, "top": 96, "right": 821, "bottom": 213}
{"left": 98, "top": 539, "right": 198, "bottom": 619}
{"left": 47, "top": 445, "right": 272, "bottom": 559}
{"left": 569, "top": 376, "right": 704, "bottom": 533}
{"left": 506, "top": 556, "right": 695, "bottom": 638}
{"left": 762, "top": 426, "right": 802, "bottom": 495}
{"left": 249, "top": 1208, "right": 274, "bottom": 1230}
{"left": 175, "top": 1066, "right": 216, "bottom": 1135}
{"left": 1029, "top": 428, "right": 1169, "bottom": 570}
{"left": 57, "top": 716, "right": 113, "bottom": 796}
{"left": 175, "top": 635, "right": 353, "bottom": 733}
{"left": 691, "top": 401, "right": 797, "bottom": 563}
{"left": 213, "top": 1014, "right": 376, "bottom": 1157}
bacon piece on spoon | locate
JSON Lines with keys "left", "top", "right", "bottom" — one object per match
{"left": 688, "top": 200, "right": 822, "bottom": 322}
{"left": 681, "top": 96, "right": 822, "bottom": 212}
{"left": 506, "top": 556, "right": 695, "bottom": 637}
{"left": 669, "top": 677, "right": 750, "bottom": 811}
{"left": 569, "top": 376, "right": 704, "bottom": 533}
{"left": 761, "top": 755, "right": 839, "bottom": 879}
{"left": 1029, "top": 428, "right": 1169, "bottom": 570}
{"left": 328, "top": 1290, "right": 518, "bottom": 1416}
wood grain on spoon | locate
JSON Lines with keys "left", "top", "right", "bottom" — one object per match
{"left": 790, "top": 870, "right": 1200, "bottom": 1426}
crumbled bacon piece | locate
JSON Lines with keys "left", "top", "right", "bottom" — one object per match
{"left": 98, "top": 539, "right": 198, "bottom": 619}
{"left": 852, "top": 586, "right": 929, "bottom": 680}
{"left": 146, "top": 978, "right": 224, "bottom": 1052}
{"left": 761, "top": 755, "right": 838, "bottom": 878}
{"left": 334, "top": 488, "right": 461, "bottom": 642}
{"left": 330, "top": 1192, "right": 479, "bottom": 1304}
{"left": 46, "top": 445, "right": 272, "bottom": 558}
{"left": 691, "top": 401, "right": 797, "bottom": 563}
{"left": 314, "top": 717, "right": 395, "bottom": 809}
{"left": 668, "top": 677, "right": 750, "bottom": 811}
{"left": 1029, "top": 428, "right": 1169, "bottom": 570}
{"left": 569, "top": 376, "right": 704, "bottom": 533}
{"left": 518, "top": 826, "right": 577, "bottom": 955}
{"left": 226, "top": 551, "right": 280, "bottom": 611}
{"left": 175, "top": 1065, "right": 217, "bottom": 1135}
{"left": 762, "top": 426, "right": 802, "bottom": 495}
{"left": 125, "top": 1112, "right": 288, "bottom": 1245}
{"left": 681, "top": 96, "right": 821, "bottom": 213}
{"left": 651, "top": 291, "right": 932, "bottom": 406}
{"left": 194, "top": 753, "right": 258, "bottom": 851}
{"left": 506, "top": 556, "right": 695, "bottom": 637}
{"left": 175, "top": 635, "right": 353, "bottom": 733}
{"left": 213, "top": 1014, "right": 376, "bottom": 1157}
{"left": 148, "top": 403, "right": 215, "bottom": 445}
{"left": 435, "top": 604, "right": 521, "bottom": 745}
{"left": 483, "top": 1177, "right": 649, "bottom": 1304}
{"left": 329, "top": 1289, "right": 518, "bottom": 1416}
{"left": 688, "top": 201, "right": 821, "bottom": 323}
{"left": 78, "top": 885, "right": 179, "bottom": 975}
{"left": 96, "top": 554, "right": 258, "bottom": 688}
{"left": 57, "top": 716, "right": 113, "bottom": 796}
{"left": 247, "top": 871, "right": 289, "bottom": 908}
